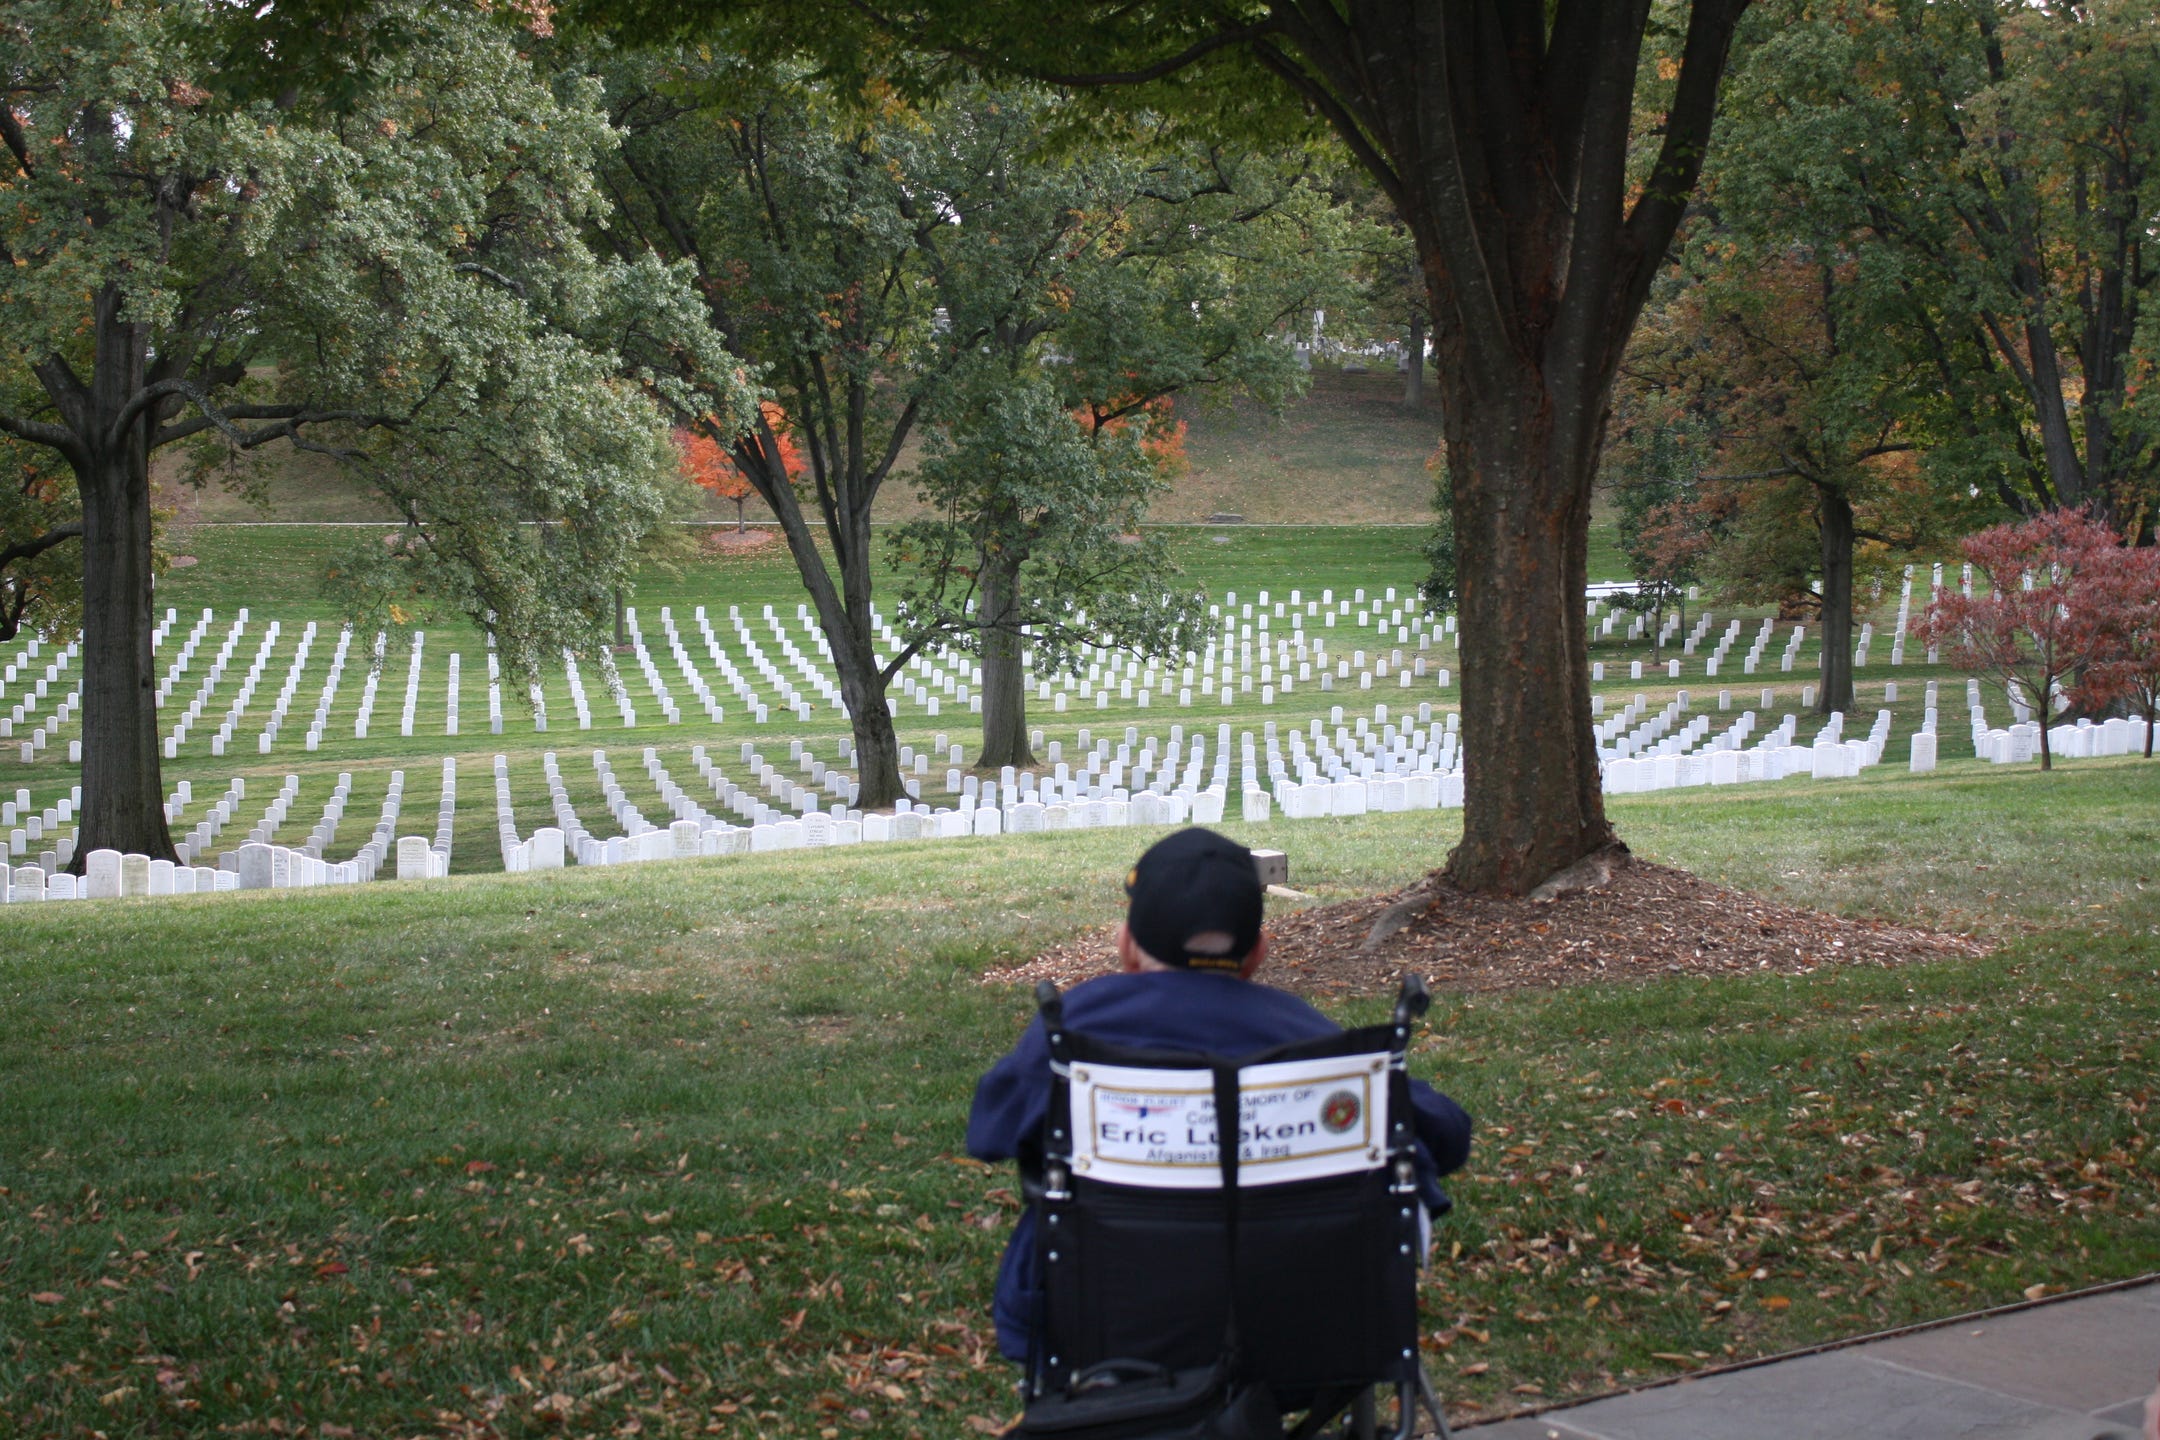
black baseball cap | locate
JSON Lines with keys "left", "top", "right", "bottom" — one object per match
{"left": 1124, "top": 827, "right": 1264, "bottom": 972}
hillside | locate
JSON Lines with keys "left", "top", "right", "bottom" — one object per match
{"left": 150, "top": 368, "right": 1446, "bottom": 528}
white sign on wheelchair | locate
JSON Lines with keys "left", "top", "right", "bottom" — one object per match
{"left": 1068, "top": 1054, "right": 1390, "bottom": 1189}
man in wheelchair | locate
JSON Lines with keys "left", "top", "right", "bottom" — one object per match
{"left": 968, "top": 827, "right": 1473, "bottom": 1437}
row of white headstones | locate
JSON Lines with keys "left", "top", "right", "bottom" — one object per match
{"left": 1601, "top": 563, "right": 1974, "bottom": 671}
{"left": 7, "top": 564, "right": 1997, "bottom": 777}
{"left": 7, "top": 684, "right": 1950, "bottom": 893}
{"left": 8, "top": 566, "right": 2152, "bottom": 901}
{"left": 6, "top": 560, "right": 2026, "bottom": 776}
{"left": 7, "top": 675, "right": 2143, "bottom": 903}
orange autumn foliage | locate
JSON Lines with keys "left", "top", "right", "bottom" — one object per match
{"left": 1078, "top": 395, "right": 1188, "bottom": 477}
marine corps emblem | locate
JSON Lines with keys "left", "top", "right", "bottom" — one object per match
{"left": 1319, "top": 1089, "right": 1361, "bottom": 1135}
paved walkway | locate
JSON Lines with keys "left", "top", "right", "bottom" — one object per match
{"left": 1463, "top": 1279, "right": 2159, "bottom": 1440}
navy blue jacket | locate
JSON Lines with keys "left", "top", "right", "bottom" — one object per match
{"left": 966, "top": 969, "right": 1473, "bottom": 1360}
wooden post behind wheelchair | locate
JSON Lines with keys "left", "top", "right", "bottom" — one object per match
{"left": 1024, "top": 974, "right": 1456, "bottom": 1440}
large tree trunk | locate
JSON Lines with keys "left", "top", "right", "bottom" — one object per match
{"left": 797, "top": 563, "right": 904, "bottom": 811}
{"left": 833, "top": 634, "right": 905, "bottom": 807}
{"left": 1402, "top": 311, "right": 1426, "bottom": 411}
{"left": 1441, "top": 378, "right": 1613, "bottom": 894}
{"left": 976, "top": 552, "right": 1035, "bottom": 770}
{"left": 728, "top": 411, "right": 907, "bottom": 809}
{"left": 1816, "top": 484, "right": 1855, "bottom": 715}
{"left": 68, "top": 290, "right": 176, "bottom": 866}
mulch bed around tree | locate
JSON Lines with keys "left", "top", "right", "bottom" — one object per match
{"left": 986, "top": 850, "right": 1990, "bottom": 999}
{"left": 700, "top": 527, "right": 782, "bottom": 556}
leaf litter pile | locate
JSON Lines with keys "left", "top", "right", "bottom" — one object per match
{"left": 990, "top": 849, "right": 1988, "bottom": 997}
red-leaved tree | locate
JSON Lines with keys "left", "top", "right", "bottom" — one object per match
{"left": 678, "top": 405, "right": 799, "bottom": 528}
{"left": 2091, "top": 543, "right": 2160, "bottom": 758}
{"left": 1914, "top": 510, "right": 2131, "bottom": 770}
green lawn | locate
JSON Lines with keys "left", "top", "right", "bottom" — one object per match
{"left": 2, "top": 765, "right": 2156, "bottom": 1436}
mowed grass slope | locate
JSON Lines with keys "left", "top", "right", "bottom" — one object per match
{"left": 2, "top": 765, "right": 2156, "bottom": 1436}
{"left": 154, "top": 369, "right": 1447, "bottom": 529}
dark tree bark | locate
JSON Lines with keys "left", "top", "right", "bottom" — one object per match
{"left": 1815, "top": 484, "right": 1855, "bottom": 716}
{"left": 833, "top": 624, "right": 906, "bottom": 805}
{"left": 48, "top": 287, "right": 177, "bottom": 865}
{"left": 1244, "top": 0, "right": 1750, "bottom": 893}
{"left": 1401, "top": 310, "right": 1425, "bottom": 411}
{"left": 726, "top": 409, "right": 914, "bottom": 811}
{"left": 975, "top": 552, "right": 1036, "bottom": 770}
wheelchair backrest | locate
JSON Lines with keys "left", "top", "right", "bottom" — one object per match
{"left": 1028, "top": 983, "right": 1430, "bottom": 1402}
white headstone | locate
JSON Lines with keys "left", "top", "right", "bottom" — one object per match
{"left": 395, "top": 835, "right": 431, "bottom": 880}
{"left": 84, "top": 848, "right": 123, "bottom": 899}
{"left": 530, "top": 827, "right": 564, "bottom": 869}
{"left": 121, "top": 853, "right": 152, "bottom": 897}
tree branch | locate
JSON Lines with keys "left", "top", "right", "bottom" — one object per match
{"left": 0, "top": 103, "right": 32, "bottom": 179}
{"left": 0, "top": 520, "right": 82, "bottom": 573}
{"left": 843, "top": 1, "right": 1283, "bottom": 87}
{"left": 453, "top": 261, "right": 529, "bottom": 298}
{"left": 1616, "top": 0, "right": 1750, "bottom": 322}
{"left": 0, "top": 406, "right": 82, "bottom": 458}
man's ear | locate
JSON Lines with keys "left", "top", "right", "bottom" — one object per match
{"left": 1238, "top": 932, "right": 1270, "bottom": 981}
{"left": 1115, "top": 921, "right": 1146, "bottom": 974}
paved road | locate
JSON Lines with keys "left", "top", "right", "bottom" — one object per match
{"left": 1462, "top": 1280, "right": 2159, "bottom": 1440}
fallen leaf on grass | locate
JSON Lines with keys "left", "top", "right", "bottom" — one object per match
{"left": 30, "top": 1292, "right": 63, "bottom": 1304}
{"left": 1459, "top": 1362, "right": 1489, "bottom": 1376}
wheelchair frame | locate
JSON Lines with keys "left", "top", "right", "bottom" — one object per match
{"left": 1023, "top": 975, "right": 1455, "bottom": 1440}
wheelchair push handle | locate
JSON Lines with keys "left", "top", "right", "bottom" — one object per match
{"left": 1393, "top": 973, "right": 1431, "bottom": 1027}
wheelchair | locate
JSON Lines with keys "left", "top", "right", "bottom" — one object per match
{"left": 1014, "top": 974, "right": 1455, "bottom": 1440}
